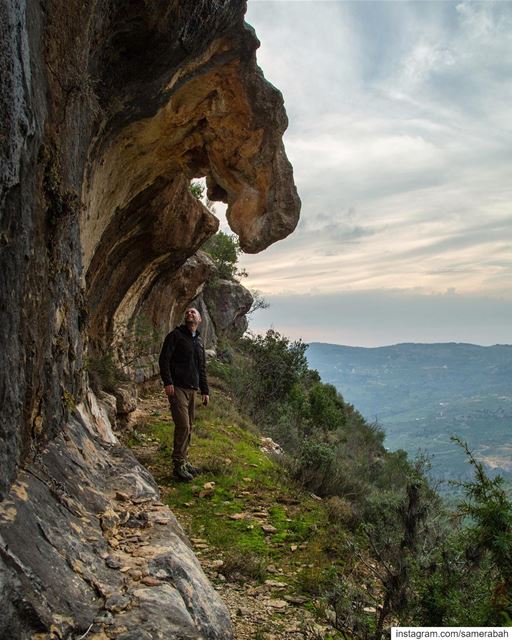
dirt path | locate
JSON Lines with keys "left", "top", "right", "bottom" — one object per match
{"left": 125, "top": 388, "right": 341, "bottom": 640}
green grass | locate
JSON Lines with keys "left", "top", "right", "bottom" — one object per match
{"left": 126, "top": 385, "right": 353, "bottom": 618}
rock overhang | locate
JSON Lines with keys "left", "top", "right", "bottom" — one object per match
{"left": 0, "top": 1, "right": 300, "bottom": 635}
{"left": 83, "top": 13, "right": 300, "bottom": 347}
{"left": 83, "top": 29, "right": 300, "bottom": 262}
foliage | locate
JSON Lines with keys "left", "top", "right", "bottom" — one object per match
{"left": 411, "top": 528, "right": 497, "bottom": 626}
{"left": 453, "top": 436, "right": 512, "bottom": 590}
{"left": 368, "top": 477, "right": 430, "bottom": 638}
{"left": 330, "top": 437, "right": 512, "bottom": 635}
{"left": 202, "top": 329, "right": 512, "bottom": 633}
{"left": 451, "top": 437, "right": 512, "bottom": 622}
{"left": 189, "top": 179, "right": 215, "bottom": 213}
{"left": 247, "top": 289, "right": 270, "bottom": 314}
{"left": 307, "top": 382, "right": 346, "bottom": 433}
{"left": 189, "top": 180, "right": 205, "bottom": 200}
{"left": 395, "top": 438, "right": 512, "bottom": 628}
{"left": 221, "top": 549, "right": 267, "bottom": 582}
{"left": 236, "top": 329, "right": 309, "bottom": 417}
{"left": 201, "top": 230, "right": 247, "bottom": 281}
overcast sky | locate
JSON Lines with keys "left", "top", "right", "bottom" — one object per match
{"left": 220, "top": 0, "right": 512, "bottom": 346}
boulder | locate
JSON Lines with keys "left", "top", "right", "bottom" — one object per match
{"left": 204, "top": 280, "right": 254, "bottom": 339}
{"left": 0, "top": 400, "right": 233, "bottom": 639}
{"left": 112, "top": 383, "right": 138, "bottom": 417}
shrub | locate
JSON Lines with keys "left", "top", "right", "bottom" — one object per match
{"left": 235, "top": 329, "right": 308, "bottom": 421}
{"left": 452, "top": 436, "right": 512, "bottom": 622}
{"left": 326, "top": 496, "right": 354, "bottom": 526}
{"left": 201, "top": 454, "right": 233, "bottom": 477}
{"left": 201, "top": 231, "right": 246, "bottom": 281}
{"left": 293, "top": 440, "right": 336, "bottom": 494}
{"left": 297, "top": 564, "right": 336, "bottom": 596}
{"left": 207, "top": 358, "right": 233, "bottom": 384}
{"left": 221, "top": 549, "right": 266, "bottom": 582}
{"left": 307, "top": 382, "right": 346, "bottom": 433}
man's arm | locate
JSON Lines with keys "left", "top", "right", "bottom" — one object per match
{"left": 158, "top": 332, "right": 176, "bottom": 388}
{"left": 199, "top": 343, "right": 209, "bottom": 404}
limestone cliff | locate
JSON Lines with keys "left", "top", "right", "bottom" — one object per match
{"left": 0, "top": 1, "right": 300, "bottom": 637}
{"left": 200, "top": 278, "right": 254, "bottom": 348}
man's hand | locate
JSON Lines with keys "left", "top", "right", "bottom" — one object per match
{"left": 164, "top": 384, "right": 175, "bottom": 397}
{"left": 202, "top": 395, "right": 209, "bottom": 406}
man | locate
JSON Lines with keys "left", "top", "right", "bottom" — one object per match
{"left": 158, "top": 308, "right": 209, "bottom": 482}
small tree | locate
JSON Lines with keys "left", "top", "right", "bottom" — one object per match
{"left": 247, "top": 289, "right": 269, "bottom": 314}
{"left": 410, "top": 438, "right": 512, "bottom": 627}
{"left": 452, "top": 436, "right": 512, "bottom": 622}
{"left": 365, "top": 476, "right": 430, "bottom": 639}
{"left": 307, "top": 382, "right": 346, "bottom": 434}
{"left": 189, "top": 179, "right": 215, "bottom": 213}
{"left": 235, "top": 329, "right": 308, "bottom": 423}
{"left": 201, "top": 231, "right": 247, "bottom": 281}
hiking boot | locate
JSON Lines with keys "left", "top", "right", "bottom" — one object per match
{"left": 185, "top": 461, "right": 201, "bottom": 477}
{"left": 173, "top": 462, "right": 193, "bottom": 482}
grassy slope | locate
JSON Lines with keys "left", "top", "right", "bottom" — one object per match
{"left": 126, "top": 380, "right": 370, "bottom": 637}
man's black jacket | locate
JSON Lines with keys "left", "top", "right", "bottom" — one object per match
{"left": 158, "top": 325, "right": 209, "bottom": 395}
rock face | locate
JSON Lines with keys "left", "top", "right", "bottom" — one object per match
{"left": 0, "top": 396, "right": 232, "bottom": 639}
{"left": 204, "top": 279, "right": 254, "bottom": 340}
{"left": 192, "top": 278, "right": 254, "bottom": 350}
{"left": 0, "top": 0, "right": 300, "bottom": 636}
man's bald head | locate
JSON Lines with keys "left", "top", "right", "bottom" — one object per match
{"left": 184, "top": 308, "right": 202, "bottom": 327}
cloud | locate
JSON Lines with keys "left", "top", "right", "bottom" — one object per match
{"left": 239, "top": 0, "right": 512, "bottom": 312}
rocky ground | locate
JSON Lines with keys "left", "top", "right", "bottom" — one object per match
{"left": 0, "top": 394, "right": 233, "bottom": 640}
{"left": 123, "top": 385, "right": 346, "bottom": 640}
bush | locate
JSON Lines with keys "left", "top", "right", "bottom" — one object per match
{"left": 307, "top": 382, "right": 346, "bottom": 433}
{"left": 326, "top": 496, "right": 354, "bottom": 526}
{"left": 235, "top": 329, "right": 308, "bottom": 421}
{"left": 207, "top": 358, "right": 233, "bottom": 384}
{"left": 221, "top": 549, "right": 266, "bottom": 582}
{"left": 452, "top": 437, "right": 512, "bottom": 622}
{"left": 200, "top": 454, "right": 233, "bottom": 477}
{"left": 201, "top": 231, "right": 246, "bottom": 281}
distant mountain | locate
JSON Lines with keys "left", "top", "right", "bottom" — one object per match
{"left": 306, "top": 342, "right": 512, "bottom": 491}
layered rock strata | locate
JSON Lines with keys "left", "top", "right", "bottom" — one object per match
{"left": 197, "top": 279, "right": 254, "bottom": 349}
{"left": 0, "top": 0, "right": 300, "bottom": 636}
{"left": 0, "top": 395, "right": 232, "bottom": 639}
{"left": 0, "top": 0, "right": 300, "bottom": 499}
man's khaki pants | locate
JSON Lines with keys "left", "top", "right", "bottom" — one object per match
{"left": 169, "top": 387, "right": 196, "bottom": 466}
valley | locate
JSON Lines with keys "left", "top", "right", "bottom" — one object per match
{"left": 306, "top": 342, "right": 512, "bottom": 491}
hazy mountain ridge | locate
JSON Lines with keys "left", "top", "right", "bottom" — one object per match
{"left": 306, "top": 342, "right": 512, "bottom": 489}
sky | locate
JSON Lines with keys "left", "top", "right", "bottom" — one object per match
{"left": 218, "top": 0, "right": 512, "bottom": 346}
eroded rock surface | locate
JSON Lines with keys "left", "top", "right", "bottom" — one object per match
{"left": 0, "top": 398, "right": 232, "bottom": 639}
{"left": 0, "top": 0, "right": 300, "bottom": 636}
{"left": 0, "top": 0, "right": 300, "bottom": 498}
{"left": 204, "top": 279, "right": 254, "bottom": 340}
